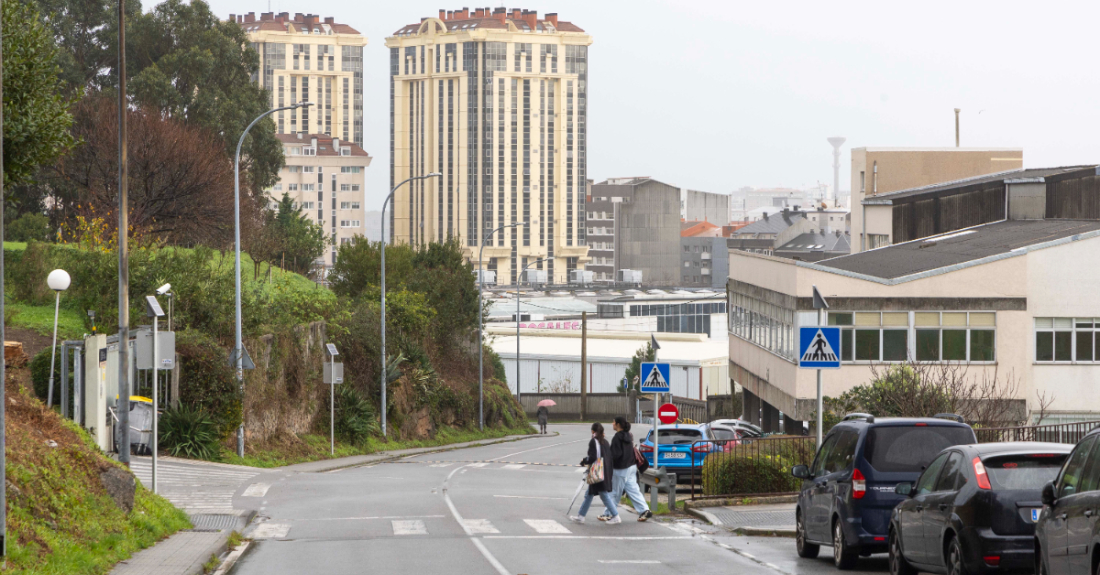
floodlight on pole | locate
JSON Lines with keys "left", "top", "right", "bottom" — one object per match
{"left": 234, "top": 102, "right": 314, "bottom": 458}
{"left": 46, "top": 270, "right": 71, "bottom": 409}
{"left": 380, "top": 172, "right": 441, "bottom": 437}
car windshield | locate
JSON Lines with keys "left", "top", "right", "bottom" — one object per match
{"left": 646, "top": 429, "right": 704, "bottom": 445}
{"left": 864, "top": 426, "right": 976, "bottom": 473}
{"left": 711, "top": 428, "right": 739, "bottom": 441}
{"left": 983, "top": 454, "right": 1068, "bottom": 490}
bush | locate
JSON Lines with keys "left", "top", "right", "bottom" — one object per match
{"left": 333, "top": 385, "right": 380, "bottom": 446}
{"left": 29, "top": 346, "right": 72, "bottom": 405}
{"left": 701, "top": 436, "right": 816, "bottom": 496}
{"left": 7, "top": 213, "right": 51, "bottom": 242}
{"left": 176, "top": 330, "right": 241, "bottom": 440}
{"left": 159, "top": 407, "right": 220, "bottom": 460}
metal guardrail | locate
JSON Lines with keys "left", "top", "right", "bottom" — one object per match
{"left": 638, "top": 467, "right": 677, "bottom": 510}
{"left": 975, "top": 420, "right": 1100, "bottom": 445}
{"left": 689, "top": 435, "right": 817, "bottom": 500}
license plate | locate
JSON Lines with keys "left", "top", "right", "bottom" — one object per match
{"left": 665, "top": 452, "right": 687, "bottom": 459}
{"left": 1031, "top": 508, "right": 1041, "bottom": 522}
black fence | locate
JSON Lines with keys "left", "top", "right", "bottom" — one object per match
{"left": 975, "top": 420, "right": 1100, "bottom": 445}
{"left": 688, "top": 435, "right": 817, "bottom": 500}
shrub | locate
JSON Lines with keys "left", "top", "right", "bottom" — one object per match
{"left": 176, "top": 330, "right": 241, "bottom": 440}
{"left": 701, "top": 436, "right": 817, "bottom": 496}
{"left": 7, "top": 213, "right": 52, "bottom": 243}
{"left": 159, "top": 407, "right": 220, "bottom": 460}
{"left": 333, "top": 385, "right": 380, "bottom": 446}
{"left": 29, "top": 346, "right": 71, "bottom": 405}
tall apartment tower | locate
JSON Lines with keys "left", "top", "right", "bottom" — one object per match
{"left": 233, "top": 12, "right": 367, "bottom": 147}
{"left": 386, "top": 8, "right": 592, "bottom": 284}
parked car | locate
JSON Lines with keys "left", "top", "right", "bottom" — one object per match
{"left": 709, "top": 425, "right": 743, "bottom": 452}
{"left": 889, "top": 442, "right": 1071, "bottom": 575}
{"left": 711, "top": 418, "right": 764, "bottom": 439}
{"left": 1035, "top": 427, "right": 1100, "bottom": 575}
{"left": 639, "top": 424, "right": 724, "bottom": 483}
{"left": 791, "top": 413, "right": 977, "bottom": 570}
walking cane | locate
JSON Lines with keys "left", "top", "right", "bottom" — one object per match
{"left": 565, "top": 477, "right": 586, "bottom": 516}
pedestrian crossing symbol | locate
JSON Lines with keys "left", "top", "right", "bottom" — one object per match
{"left": 798, "top": 326, "right": 842, "bottom": 369}
{"left": 640, "top": 362, "right": 671, "bottom": 393}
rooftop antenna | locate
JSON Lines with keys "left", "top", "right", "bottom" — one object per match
{"left": 954, "top": 108, "right": 961, "bottom": 147}
{"left": 827, "top": 137, "right": 845, "bottom": 207}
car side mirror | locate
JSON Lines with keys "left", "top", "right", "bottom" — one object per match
{"left": 791, "top": 465, "right": 810, "bottom": 479}
{"left": 1042, "top": 482, "right": 1057, "bottom": 506}
{"left": 895, "top": 482, "right": 913, "bottom": 497}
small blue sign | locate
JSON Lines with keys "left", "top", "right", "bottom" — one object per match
{"left": 798, "top": 326, "right": 842, "bottom": 369}
{"left": 640, "top": 362, "right": 671, "bottom": 393}
{"left": 1031, "top": 508, "right": 1041, "bottom": 522}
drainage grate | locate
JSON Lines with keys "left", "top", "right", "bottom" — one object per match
{"left": 181, "top": 528, "right": 222, "bottom": 533}
{"left": 190, "top": 514, "right": 243, "bottom": 531}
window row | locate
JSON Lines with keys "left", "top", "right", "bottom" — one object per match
{"left": 339, "top": 220, "right": 361, "bottom": 228}
{"left": 1035, "top": 318, "right": 1100, "bottom": 363}
{"left": 827, "top": 312, "right": 995, "bottom": 363}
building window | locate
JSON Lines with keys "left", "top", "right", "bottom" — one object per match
{"left": 302, "top": 184, "right": 315, "bottom": 191}
{"left": 339, "top": 220, "right": 361, "bottom": 228}
{"left": 339, "top": 202, "right": 361, "bottom": 210}
{"left": 302, "top": 147, "right": 317, "bottom": 156}
{"left": 341, "top": 166, "right": 361, "bottom": 174}
{"left": 1035, "top": 318, "right": 1100, "bottom": 363}
{"left": 287, "top": 184, "right": 298, "bottom": 191}
{"left": 303, "top": 166, "right": 315, "bottom": 173}
{"left": 827, "top": 311, "right": 996, "bottom": 363}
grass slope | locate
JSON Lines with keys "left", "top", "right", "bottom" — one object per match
{"left": 7, "top": 303, "right": 87, "bottom": 340}
{"left": 4, "top": 369, "right": 190, "bottom": 574}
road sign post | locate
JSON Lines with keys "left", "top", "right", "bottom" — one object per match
{"left": 658, "top": 403, "right": 679, "bottom": 424}
{"left": 800, "top": 287, "right": 839, "bottom": 447}
{"left": 325, "top": 344, "right": 341, "bottom": 455}
{"left": 641, "top": 360, "right": 670, "bottom": 474}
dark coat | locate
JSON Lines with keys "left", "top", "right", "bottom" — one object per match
{"left": 610, "top": 431, "right": 636, "bottom": 470}
{"left": 536, "top": 406, "right": 549, "bottom": 425}
{"left": 580, "top": 437, "right": 613, "bottom": 494}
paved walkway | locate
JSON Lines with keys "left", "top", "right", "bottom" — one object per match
{"left": 131, "top": 457, "right": 262, "bottom": 515}
{"left": 693, "top": 503, "right": 796, "bottom": 529}
{"left": 112, "top": 531, "right": 226, "bottom": 575}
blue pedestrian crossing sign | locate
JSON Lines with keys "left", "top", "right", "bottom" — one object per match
{"left": 799, "top": 327, "right": 842, "bottom": 369}
{"left": 640, "top": 362, "right": 671, "bottom": 393}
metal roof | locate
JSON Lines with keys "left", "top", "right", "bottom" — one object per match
{"left": 815, "top": 219, "right": 1100, "bottom": 280}
{"left": 864, "top": 166, "right": 1099, "bottom": 204}
{"left": 776, "top": 232, "right": 851, "bottom": 254}
{"left": 732, "top": 211, "right": 805, "bottom": 236}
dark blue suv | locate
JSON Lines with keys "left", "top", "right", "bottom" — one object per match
{"left": 791, "top": 413, "right": 977, "bottom": 570}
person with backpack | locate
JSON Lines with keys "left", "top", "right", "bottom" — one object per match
{"left": 605, "top": 416, "right": 653, "bottom": 522}
{"left": 570, "top": 422, "right": 620, "bottom": 524}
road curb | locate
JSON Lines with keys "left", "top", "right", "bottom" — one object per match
{"left": 730, "top": 526, "right": 797, "bottom": 538}
{"left": 287, "top": 431, "right": 556, "bottom": 473}
{"left": 685, "top": 507, "right": 723, "bottom": 525}
{"left": 682, "top": 494, "right": 799, "bottom": 509}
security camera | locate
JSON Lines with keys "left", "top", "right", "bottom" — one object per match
{"left": 156, "top": 283, "right": 172, "bottom": 295}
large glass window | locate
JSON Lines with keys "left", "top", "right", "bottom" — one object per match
{"left": 1035, "top": 318, "right": 1100, "bottom": 363}
{"left": 831, "top": 311, "right": 995, "bottom": 363}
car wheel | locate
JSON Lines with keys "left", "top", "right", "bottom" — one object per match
{"left": 833, "top": 518, "right": 859, "bottom": 570}
{"left": 796, "top": 510, "right": 820, "bottom": 559}
{"left": 947, "top": 536, "right": 968, "bottom": 575}
{"left": 889, "top": 529, "right": 917, "bottom": 575}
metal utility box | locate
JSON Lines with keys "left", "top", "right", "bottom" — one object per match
{"left": 134, "top": 327, "right": 176, "bottom": 370}
{"left": 83, "top": 334, "right": 110, "bottom": 451}
{"left": 617, "top": 269, "right": 643, "bottom": 283}
{"left": 473, "top": 269, "right": 497, "bottom": 285}
{"left": 105, "top": 337, "right": 136, "bottom": 410}
{"left": 524, "top": 269, "right": 547, "bottom": 284}
{"left": 323, "top": 362, "right": 344, "bottom": 384}
{"left": 569, "top": 270, "right": 594, "bottom": 285}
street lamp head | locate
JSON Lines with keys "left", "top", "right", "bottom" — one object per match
{"left": 297, "top": 101, "right": 315, "bottom": 108}
{"left": 47, "top": 269, "right": 71, "bottom": 292}
{"left": 156, "top": 283, "right": 172, "bottom": 295}
{"left": 427, "top": 172, "right": 442, "bottom": 177}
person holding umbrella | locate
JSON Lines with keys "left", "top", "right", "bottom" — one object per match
{"left": 536, "top": 399, "right": 554, "bottom": 434}
{"left": 569, "top": 423, "right": 620, "bottom": 524}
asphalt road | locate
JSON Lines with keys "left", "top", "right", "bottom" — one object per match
{"left": 230, "top": 424, "right": 898, "bottom": 575}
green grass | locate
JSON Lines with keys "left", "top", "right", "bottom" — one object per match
{"left": 621, "top": 495, "right": 685, "bottom": 516}
{"left": 7, "top": 303, "right": 88, "bottom": 339}
{"left": 4, "top": 241, "right": 28, "bottom": 252}
{"left": 221, "top": 425, "right": 535, "bottom": 468}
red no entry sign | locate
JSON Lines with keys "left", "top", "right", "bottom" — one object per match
{"left": 658, "top": 403, "right": 679, "bottom": 424}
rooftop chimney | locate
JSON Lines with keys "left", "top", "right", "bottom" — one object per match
{"left": 493, "top": 7, "right": 506, "bottom": 23}
{"left": 296, "top": 132, "right": 303, "bottom": 140}
{"left": 230, "top": 13, "right": 236, "bottom": 22}
{"left": 278, "top": 12, "right": 289, "bottom": 19}
{"left": 333, "top": 137, "right": 340, "bottom": 149}
{"left": 524, "top": 10, "right": 537, "bottom": 29}
{"left": 546, "top": 12, "right": 558, "bottom": 26}
{"left": 324, "top": 16, "right": 334, "bottom": 24}
{"left": 261, "top": 12, "right": 273, "bottom": 20}
{"left": 512, "top": 8, "right": 521, "bottom": 20}
{"left": 475, "top": 7, "right": 484, "bottom": 17}
{"left": 294, "top": 13, "right": 304, "bottom": 21}
{"left": 311, "top": 137, "right": 318, "bottom": 149}
{"left": 245, "top": 12, "right": 256, "bottom": 23}
{"left": 439, "top": 9, "right": 447, "bottom": 19}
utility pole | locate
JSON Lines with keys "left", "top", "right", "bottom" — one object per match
{"left": 954, "top": 108, "right": 961, "bottom": 147}
{"left": 117, "top": 0, "right": 131, "bottom": 468}
{"left": 0, "top": 2, "right": 8, "bottom": 553}
{"left": 580, "top": 311, "right": 587, "bottom": 421}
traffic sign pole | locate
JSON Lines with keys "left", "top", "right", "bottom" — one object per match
{"left": 816, "top": 308, "right": 823, "bottom": 447}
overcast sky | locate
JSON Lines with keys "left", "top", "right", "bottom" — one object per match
{"left": 195, "top": 0, "right": 1100, "bottom": 209}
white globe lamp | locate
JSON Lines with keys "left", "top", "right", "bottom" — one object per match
{"left": 47, "top": 269, "right": 71, "bottom": 292}
{"left": 46, "top": 269, "right": 71, "bottom": 410}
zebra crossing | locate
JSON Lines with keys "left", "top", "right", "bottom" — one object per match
{"left": 253, "top": 517, "right": 582, "bottom": 540}
{"left": 411, "top": 459, "right": 580, "bottom": 469}
{"left": 130, "top": 457, "right": 261, "bottom": 515}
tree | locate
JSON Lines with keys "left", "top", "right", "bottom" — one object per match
{"left": 619, "top": 342, "right": 657, "bottom": 392}
{"left": 3, "top": 0, "right": 76, "bottom": 186}
{"left": 268, "top": 193, "right": 327, "bottom": 276}
{"left": 46, "top": 96, "right": 244, "bottom": 246}
{"left": 31, "top": 0, "right": 140, "bottom": 93}
{"left": 7, "top": 213, "right": 52, "bottom": 242}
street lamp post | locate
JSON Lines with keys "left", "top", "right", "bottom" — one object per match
{"left": 46, "top": 269, "right": 71, "bottom": 408}
{"left": 379, "top": 173, "right": 440, "bottom": 437}
{"left": 516, "top": 257, "right": 550, "bottom": 404}
{"left": 235, "top": 101, "right": 313, "bottom": 458}
{"left": 478, "top": 221, "right": 526, "bottom": 431}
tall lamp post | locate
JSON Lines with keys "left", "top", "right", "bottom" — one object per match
{"left": 516, "top": 257, "right": 550, "bottom": 403}
{"left": 478, "top": 221, "right": 526, "bottom": 431}
{"left": 379, "top": 172, "right": 441, "bottom": 437}
{"left": 46, "top": 269, "right": 71, "bottom": 408}
{"left": 235, "top": 101, "right": 313, "bottom": 458}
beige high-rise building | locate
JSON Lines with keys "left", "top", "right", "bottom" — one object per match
{"left": 386, "top": 8, "right": 592, "bottom": 284}
{"left": 850, "top": 147, "right": 1023, "bottom": 252}
{"left": 233, "top": 11, "right": 366, "bottom": 147}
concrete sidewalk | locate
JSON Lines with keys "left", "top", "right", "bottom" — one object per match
{"left": 111, "top": 431, "right": 546, "bottom": 574}
{"left": 687, "top": 502, "right": 796, "bottom": 536}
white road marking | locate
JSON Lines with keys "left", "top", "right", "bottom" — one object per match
{"left": 524, "top": 519, "right": 571, "bottom": 534}
{"left": 485, "top": 536, "right": 691, "bottom": 540}
{"left": 468, "top": 462, "right": 489, "bottom": 468}
{"left": 294, "top": 515, "right": 446, "bottom": 522}
{"left": 251, "top": 523, "right": 291, "bottom": 539}
{"left": 599, "top": 560, "right": 662, "bottom": 564}
{"left": 392, "top": 520, "right": 428, "bottom": 535}
{"left": 242, "top": 483, "right": 270, "bottom": 497}
{"left": 462, "top": 519, "right": 500, "bottom": 534}
{"left": 741, "top": 553, "right": 756, "bottom": 559}
{"left": 430, "top": 463, "right": 454, "bottom": 468}
{"left": 765, "top": 563, "right": 780, "bottom": 569}
{"left": 501, "top": 464, "right": 527, "bottom": 470}
{"left": 493, "top": 495, "right": 567, "bottom": 500}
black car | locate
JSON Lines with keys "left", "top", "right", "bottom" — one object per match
{"left": 792, "top": 413, "right": 977, "bottom": 570}
{"left": 1035, "top": 428, "right": 1100, "bottom": 575}
{"left": 889, "top": 442, "right": 1072, "bottom": 575}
